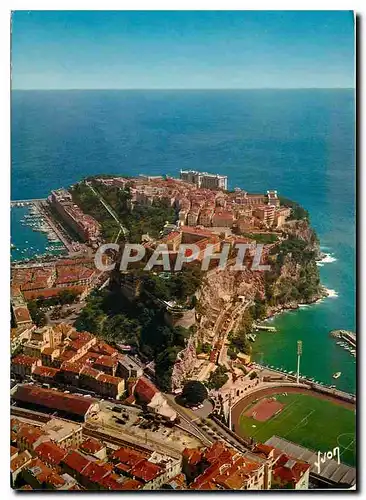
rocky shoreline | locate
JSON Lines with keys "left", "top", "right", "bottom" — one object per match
{"left": 264, "top": 285, "right": 330, "bottom": 321}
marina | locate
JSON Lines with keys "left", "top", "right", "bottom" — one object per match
{"left": 331, "top": 330, "right": 356, "bottom": 358}
{"left": 10, "top": 198, "right": 46, "bottom": 207}
{"left": 11, "top": 201, "right": 67, "bottom": 262}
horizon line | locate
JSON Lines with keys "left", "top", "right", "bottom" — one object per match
{"left": 12, "top": 87, "right": 355, "bottom": 91}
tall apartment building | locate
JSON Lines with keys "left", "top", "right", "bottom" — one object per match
{"left": 180, "top": 170, "right": 228, "bottom": 191}
{"left": 253, "top": 205, "right": 276, "bottom": 226}
{"left": 50, "top": 189, "right": 101, "bottom": 243}
{"left": 267, "top": 190, "right": 280, "bottom": 207}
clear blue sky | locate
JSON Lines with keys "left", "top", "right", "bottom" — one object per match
{"left": 11, "top": 10, "right": 355, "bottom": 90}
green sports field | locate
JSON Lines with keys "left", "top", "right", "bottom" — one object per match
{"left": 239, "top": 393, "right": 356, "bottom": 466}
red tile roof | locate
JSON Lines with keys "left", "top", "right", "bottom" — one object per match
{"left": 188, "top": 442, "right": 262, "bottom": 491}
{"left": 58, "top": 350, "right": 76, "bottom": 362}
{"left": 41, "top": 347, "right": 57, "bottom": 356}
{"left": 12, "top": 385, "right": 98, "bottom": 417}
{"left": 213, "top": 211, "right": 234, "bottom": 220}
{"left": 24, "top": 457, "right": 54, "bottom": 484}
{"left": 13, "top": 306, "right": 32, "bottom": 323}
{"left": 69, "top": 331, "right": 94, "bottom": 342}
{"left": 133, "top": 377, "right": 159, "bottom": 404}
{"left": 93, "top": 355, "right": 118, "bottom": 369}
{"left": 130, "top": 459, "right": 164, "bottom": 483}
{"left": 23, "top": 286, "right": 86, "bottom": 301}
{"left": 81, "top": 461, "right": 112, "bottom": 483}
{"left": 98, "top": 472, "right": 128, "bottom": 490}
{"left": 164, "top": 231, "right": 181, "bottom": 241}
{"left": 10, "top": 450, "right": 32, "bottom": 473}
{"left": 79, "top": 438, "right": 105, "bottom": 455}
{"left": 112, "top": 448, "right": 146, "bottom": 469}
{"left": 80, "top": 365, "right": 100, "bottom": 379}
{"left": 253, "top": 443, "right": 275, "bottom": 458}
{"left": 35, "top": 441, "right": 67, "bottom": 466}
{"left": 90, "top": 341, "right": 118, "bottom": 357}
{"left": 119, "top": 479, "right": 144, "bottom": 490}
{"left": 183, "top": 447, "right": 202, "bottom": 466}
{"left": 63, "top": 450, "right": 91, "bottom": 473}
{"left": 60, "top": 361, "right": 82, "bottom": 374}
{"left": 273, "top": 453, "right": 310, "bottom": 486}
{"left": 55, "top": 266, "right": 94, "bottom": 285}
{"left": 17, "top": 424, "right": 46, "bottom": 446}
{"left": 181, "top": 226, "right": 214, "bottom": 237}
{"left": 97, "top": 373, "right": 123, "bottom": 386}
{"left": 12, "top": 354, "right": 39, "bottom": 367}
{"left": 32, "top": 365, "right": 60, "bottom": 379}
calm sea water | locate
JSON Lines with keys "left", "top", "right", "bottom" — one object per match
{"left": 11, "top": 89, "right": 356, "bottom": 391}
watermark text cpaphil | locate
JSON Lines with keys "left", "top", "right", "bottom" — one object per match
{"left": 94, "top": 242, "right": 271, "bottom": 272}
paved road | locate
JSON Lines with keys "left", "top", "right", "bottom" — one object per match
{"left": 164, "top": 394, "right": 213, "bottom": 446}
{"left": 163, "top": 394, "right": 251, "bottom": 453}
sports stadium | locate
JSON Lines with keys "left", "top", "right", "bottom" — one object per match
{"left": 231, "top": 386, "right": 356, "bottom": 467}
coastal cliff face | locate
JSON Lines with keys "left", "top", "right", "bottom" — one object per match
{"left": 264, "top": 220, "right": 324, "bottom": 313}
{"left": 169, "top": 220, "right": 323, "bottom": 388}
{"left": 282, "top": 219, "right": 321, "bottom": 257}
{"left": 197, "top": 268, "right": 265, "bottom": 341}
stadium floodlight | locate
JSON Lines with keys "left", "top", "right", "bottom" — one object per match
{"left": 296, "top": 341, "right": 303, "bottom": 384}
{"left": 297, "top": 340, "right": 303, "bottom": 356}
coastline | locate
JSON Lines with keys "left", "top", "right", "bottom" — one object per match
{"left": 262, "top": 250, "right": 338, "bottom": 323}
{"left": 263, "top": 285, "right": 330, "bottom": 322}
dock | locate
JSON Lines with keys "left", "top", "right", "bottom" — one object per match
{"left": 11, "top": 198, "right": 76, "bottom": 255}
{"left": 330, "top": 330, "right": 356, "bottom": 349}
{"left": 253, "top": 324, "right": 277, "bottom": 332}
{"left": 11, "top": 198, "right": 46, "bottom": 207}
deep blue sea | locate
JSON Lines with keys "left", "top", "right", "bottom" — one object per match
{"left": 11, "top": 89, "right": 356, "bottom": 391}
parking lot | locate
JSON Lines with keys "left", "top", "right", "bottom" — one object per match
{"left": 92, "top": 404, "right": 201, "bottom": 451}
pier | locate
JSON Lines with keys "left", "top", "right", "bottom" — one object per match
{"left": 11, "top": 198, "right": 46, "bottom": 207}
{"left": 11, "top": 198, "right": 76, "bottom": 255}
{"left": 330, "top": 330, "right": 356, "bottom": 350}
{"left": 38, "top": 203, "right": 75, "bottom": 253}
{"left": 253, "top": 324, "right": 277, "bottom": 332}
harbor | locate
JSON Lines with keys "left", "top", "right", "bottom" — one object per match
{"left": 11, "top": 200, "right": 68, "bottom": 261}
{"left": 330, "top": 330, "right": 356, "bottom": 358}
{"left": 10, "top": 198, "right": 46, "bottom": 207}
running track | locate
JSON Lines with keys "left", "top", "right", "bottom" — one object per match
{"left": 231, "top": 386, "right": 355, "bottom": 439}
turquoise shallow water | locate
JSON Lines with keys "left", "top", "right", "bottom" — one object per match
{"left": 11, "top": 89, "right": 355, "bottom": 392}
{"left": 11, "top": 206, "right": 66, "bottom": 261}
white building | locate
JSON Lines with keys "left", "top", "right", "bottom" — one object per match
{"left": 180, "top": 170, "right": 228, "bottom": 190}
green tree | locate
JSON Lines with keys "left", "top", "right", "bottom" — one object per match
{"left": 252, "top": 292, "right": 267, "bottom": 320}
{"left": 155, "top": 346, "right": 182, "bottom": 392}
{"left": 27, "top": 301, "right": 47, "bottom": 327}
{"left": 58, "top": 289, "right": 78, "bottom": 305}
{"left": 279, "top": 196, "right": 309, "bottom": 221}
{"left": 182, "top": 380, "right": 208, "bottom": 405}
{"left": 207, "top": 366, "right": 229, "bottom": 390}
